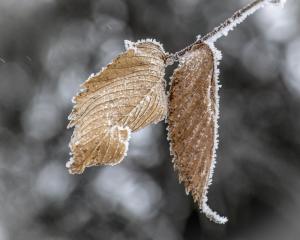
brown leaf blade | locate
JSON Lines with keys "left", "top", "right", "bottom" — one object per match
{"left": 167, "top": 43, "right": 227, "bottom": 223}
{"left": 67, "top": 40, "right": 167, "bottom": 174}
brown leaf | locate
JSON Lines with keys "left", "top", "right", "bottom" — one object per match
{"left": 67, "top": 39, "right": 168, "bottom": 174}
{"left": 167, "top": 43, "right": 227, "bottom": 223}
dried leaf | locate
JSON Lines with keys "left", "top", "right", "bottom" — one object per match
{"left": 67, "top": 39, "right": 168, "bottom": 174}
{"left": 167, "top": 43, "right": 227, "bottom": 224}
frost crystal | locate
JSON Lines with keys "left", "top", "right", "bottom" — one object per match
{"left": 124, "top": 38, "right": 165, "bottom": 54}
{"left": 202, "top": 201, "right": 228, "bottom": 224}
{"left": 66, "top": 157, "right": 74, "bottom": 168}
{"left": 124, "top": 40, "right": 135, "bottom": 51}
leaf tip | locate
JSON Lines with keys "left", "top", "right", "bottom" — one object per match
{"left": 202, "top": 201, "right": 228, "bottom": 224}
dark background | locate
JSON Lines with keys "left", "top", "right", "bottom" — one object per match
{"left": 0, "top": 0, "right": 299, "bottom": 239}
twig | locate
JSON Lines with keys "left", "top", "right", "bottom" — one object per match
{"left": 169, "top": 0, "right": 285, "bottom": 62}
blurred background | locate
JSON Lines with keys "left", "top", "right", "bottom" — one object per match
{"left": 0, "top": 0, "right": 299, "bottom": 239}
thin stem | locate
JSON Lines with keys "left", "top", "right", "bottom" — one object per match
{"left": 171, "top": 0, "right": 283, "bottom": 61}
{"left": 201, "top": 0, "right": 264, "bottom": 42}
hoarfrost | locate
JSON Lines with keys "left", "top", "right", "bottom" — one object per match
{"left": 199, "top": 41, "right": 227, "bottom": 224}
{"left": 66, "top": 157, "right": 74, "bottom": 168}
{"left": 115, "top": 126, "right": 131, "bottom": 160}
{"left": 124, "top": 39, "right": 135, "bottom": 51}
{"left": 202, "top": 201, "right": 228, "bottom": 224}
{"left": 124, "top": 38, "right": 165, "bottom": 54}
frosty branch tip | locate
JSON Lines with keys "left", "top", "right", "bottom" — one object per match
{"left": 171, "top": 0, "right": 287, "bottom": 61}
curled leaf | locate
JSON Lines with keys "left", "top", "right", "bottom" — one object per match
{"left": 67, "top": 39, "right": 168, "bottom": 174}
{"left": 167, "top": 43, "right": 227, "bottom": 224}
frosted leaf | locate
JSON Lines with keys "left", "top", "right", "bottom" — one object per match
{"left": 67, "top": 40, "right": 168, "bottom": 174}
{"left": 167, "top": 43, "right": 227, "bottom": 224}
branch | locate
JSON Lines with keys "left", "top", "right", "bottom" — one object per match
{"left": 170, "top": 0, "right": 286, "bottom": 61}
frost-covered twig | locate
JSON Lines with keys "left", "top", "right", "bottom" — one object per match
{"left": 171, "top": 0, "right": 286, "bottom": 61}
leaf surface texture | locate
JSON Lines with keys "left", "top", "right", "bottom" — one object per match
{"left": 67, "top": 40, "right": 167, "bottom": 174}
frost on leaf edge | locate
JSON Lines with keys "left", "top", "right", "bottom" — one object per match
{"left": 124, "top": 38, "right": 165, "bottom": 53}
{"left": 201, "top": 41, "right": 227, "bottom": 224}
